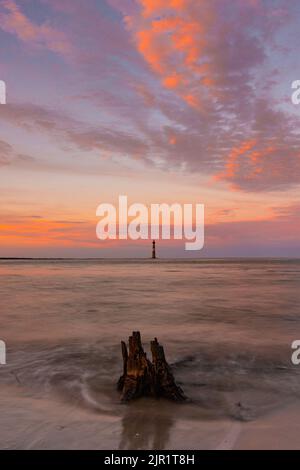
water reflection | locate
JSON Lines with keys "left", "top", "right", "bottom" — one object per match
{"left": 119, "top": 402, "right": 174, "bottom": 450}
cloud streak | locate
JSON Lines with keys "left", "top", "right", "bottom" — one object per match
{"left": 0, "top": 0, "right": 72, "bottom": 57}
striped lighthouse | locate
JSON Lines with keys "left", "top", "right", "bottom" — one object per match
{"left": 152, "top": 240, "right": 156, "bottom": 259}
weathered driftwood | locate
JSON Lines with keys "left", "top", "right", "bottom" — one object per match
{"left": 117, "top": 331, "right": 186, "bottom": 402}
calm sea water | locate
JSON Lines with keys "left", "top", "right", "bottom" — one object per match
{"left": 0, "top": 259, "right": 300, "bottom": 449}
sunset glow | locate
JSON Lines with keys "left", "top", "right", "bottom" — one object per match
{"left": 0, "top": 0, "right": 299, "bottom": 257}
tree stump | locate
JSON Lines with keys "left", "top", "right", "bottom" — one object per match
{"left": 117, "top": 331, "right": 186, "bottom": 402}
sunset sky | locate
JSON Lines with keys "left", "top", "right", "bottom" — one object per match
{"left": 0, "top": 0, "right": 300, "bottom": 257}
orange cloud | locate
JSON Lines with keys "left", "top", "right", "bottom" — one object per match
{"left": 183, "top": 94, "right": 200, "bottom": 108}
{"left": 139, "top": 0, "right": 185, "bottom": 17}
{"left": 215, "top": 139, "right": 285, "bottom": 187}
{"left": 0, "top": 217, "right": 99, "bottom": 248}
{"left": 220, "top": 140, "right": 257, "bottom": 178}
{"left": 126, "top": 0, "right": 214, "bottom": 109}
{"left": 163, "top": 75, "right": 182, "bottom": 89}
{"left": 136, "top": 29, "right": 164, "bottom": 74}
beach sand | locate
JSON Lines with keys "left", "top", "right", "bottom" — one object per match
{"left": 1, "top": 383, "right": 300, "bottom": 450}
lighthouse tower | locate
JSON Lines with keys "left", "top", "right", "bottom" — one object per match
{"left": 152, "top": 240, "right": 156, "bottom": 259}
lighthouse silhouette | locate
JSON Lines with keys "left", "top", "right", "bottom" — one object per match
{"left": 152, "top": 240, "right": 156, "bottom": 259}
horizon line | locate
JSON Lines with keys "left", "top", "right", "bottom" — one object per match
{"left": 1, "top": 256, "right": 299, "bottom": 261}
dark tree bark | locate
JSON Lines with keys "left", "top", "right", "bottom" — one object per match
{"left": 118, "top": 331, "right": 186, "bottom": 402}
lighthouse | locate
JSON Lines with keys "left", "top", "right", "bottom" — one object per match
{"left": 152, "top": 240, "right": 156, "bottom": 259}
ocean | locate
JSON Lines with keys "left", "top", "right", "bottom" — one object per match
{"left": 0, "top": 259, "right": 300, "bottom": 449}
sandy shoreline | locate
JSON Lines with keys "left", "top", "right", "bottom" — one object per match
{"left": 1, "top": 384, "right": 299, "bottom": 450}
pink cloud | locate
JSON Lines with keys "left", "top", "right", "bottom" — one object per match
{"left": 202, "top": 201, "right": 300, "bottom": 256}
{"left": 119, "top": 0, "right": 268, "bottom": 112}
{"left": 0, "top": 102, "right": 149, "bottom": 161}
{"left": 101, "top": 0, "right": 299, "bottom": 193}
{"left": 1, "top": 0, "right": 298, "bottom": 194}
{"left": 0, "top": 0, "right": 72, "bottom": 57}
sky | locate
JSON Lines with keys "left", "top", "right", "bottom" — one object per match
{"left": 0, "top": 0, "right": 299, "bottom": 258}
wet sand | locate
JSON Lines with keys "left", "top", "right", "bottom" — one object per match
{"left": 1, "top": 383, "right": 300, "bottom": 450}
